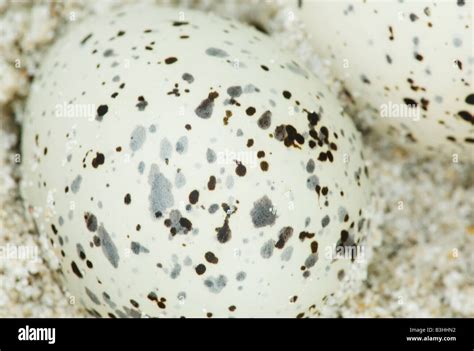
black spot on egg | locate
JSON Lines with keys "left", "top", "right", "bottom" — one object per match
{"left": 80, "top": 33, "right": 93, "bottom": 45}
{"left": 205, "top": 252, "right": 219, "bottom": 264}
{"left": 275, "top": 227, "right": 293, "bottom": 249}
{"left": 165, "top": 57, "right": 178, "bottom": 64}
{"left": 458, "top": 111, "right": 474, "bottom": 124}
{"left": 195, "top": 264, "right": 206, "bottom": 275}
{"left": 403, "top": 98, "right": 418, "bottom": 107}
{"left": 136, "top": 96, "right": 148, "bottom": 111}
{"left": 173, "top": 21, "right": 189, "bottom": 26}
{"left": 91, "top": 152, "right": 105, "bottom": 168}
{"left": 216, "top": 218, "right": 232, "bottom": 243}
{"left": 245, "top": 107, "right": 256, "bottom": 116}
{"left": 71, "top": 261, "right": 83, "bottom": 278}
{"left": 235, "top": 162, "right": 247, "bottom": 177}
{"left": 465, "top": 94, "right": 474, "bottom": 105}
{"left": 96, "top": 105, "right": 108, "bottom": 121}
{"left": 189, "top": 190, "right": 199, "bottom": 204}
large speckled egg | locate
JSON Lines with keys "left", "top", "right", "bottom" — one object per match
{"left": 289, "top": 0, "right": 473, "bottom": 160}
{"left": 21, "top": 5, "right": 371, "bottom": 318}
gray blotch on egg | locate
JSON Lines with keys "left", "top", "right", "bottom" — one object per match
{"left": 70, "top": 175, "right": 82, "bottom": 194}
{"left": 204, "top": 275, "right": 228, "bottom": 293}
{"left": 205, "top": 47, "right": 229, "bottom": 58}
{"left": 306, "top": 175, "right": 319, "bottom": 190}
{"left": 130, "top": 125, "right": 146, "bottom": 151}
{"left": 175, "top": 136, "right": 188, "bottom": 154}
{"left": 281, "top": 246, "right": 294, "bottom": 262}
{"left": 131, "top": 241, "right": 149, "bottom": 254}
{"left": 148, "top": 164, "right": 174, "bottom": 218}
{"left": 170, "top": 263, "right": 182, "bottom": 279}
{"left": 250, "top": 196, "right": 277, "bottom": 228}
{"left": 138, "top": 161, "right": 145, "bottom": 174}
{"left": 206, "top": 148, "right": 217, "bottom": 163}
{"left": 174, "top": 171, "right": 186, "bottom": 188}
{"left": 236, "top": 271, "right": 246, "bottom": 281}
{"left": 160, "top": 138, "right": 172, "bottom": 160}
{"left": 85, "top": 287, "right": 101, "bottom": 305}
{"left": 227, "top": 86, "right": 242, "bottom": 98}
{"left": 208, "top": 204, "right": 219, "bottom": 214}
{"left": 182, "top": 73, "right": 194, "bottom": 83}
{"left": 260, "top": 239, "right": 275, "bottom": 259}
{"left": 97, "top": 224, "right": 120, "bottom": 268}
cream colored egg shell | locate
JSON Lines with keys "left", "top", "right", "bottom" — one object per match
{"left": 21, "top": 5, "right": 371, "bottom": 318}
{"left": 292, "top": 0, "right": 473, "bottom": 160}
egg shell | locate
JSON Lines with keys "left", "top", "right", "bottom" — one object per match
{"left": 21, "top": 5, "right": 371, "bottom": 318}
{"left": 291, "top": 0, "right": 473, "bottom": 160}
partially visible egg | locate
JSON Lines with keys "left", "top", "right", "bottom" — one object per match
{"left": 290, "top": 0, "right": 473, "bottom": 160}
{"left": 21, "top": 5, "right": 371, "bottom": 318}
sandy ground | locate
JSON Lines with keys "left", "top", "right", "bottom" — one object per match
{"left": 0, "top": 0, "right": 472, "bottom": 317}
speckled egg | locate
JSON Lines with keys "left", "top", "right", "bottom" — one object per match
{"left": 21, "top": 5, "right": 371, "bottom": 318}
{"left": 290, "top": 0, "right": 473, "bottom": 160}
